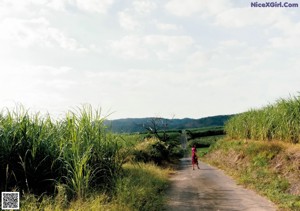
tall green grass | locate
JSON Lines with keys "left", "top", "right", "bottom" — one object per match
{"left": 225, "top": 95, "right": 300, "bottom": 143}
{"left": 0, "top": 105, "right": 123, "bottom": 200}
{"left": 20, "top": 163, "right": 172, "bottom": 211}
{"left": 111, "top": 163, "right": 171, "bottom": 211}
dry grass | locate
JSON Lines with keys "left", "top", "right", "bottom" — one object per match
{"left": 20, "top": 163, "right": 172, "bottom": 211}
{"left": 204, "top": 139, "right": 300, "bottom": 210}
{"left": 271, "top": 144, "right": 300, "bottom": 195}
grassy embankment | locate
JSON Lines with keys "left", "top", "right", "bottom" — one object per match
{"left": 203, "top": 96, "right": 300, "bottom": 210}
{"left": 0, "top": 106, "right": 174, "bottom": 211}
{"left": 21, "top": 162, "right": 171, "bottom": 211}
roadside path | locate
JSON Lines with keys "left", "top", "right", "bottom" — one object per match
{"left": 165, "top": 158, "right": 277, "bottom": 211}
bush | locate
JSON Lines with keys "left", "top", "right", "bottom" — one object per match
{"left": 133, "top": 138, "right": 169, "bottom": 164}
{"left": 168, "top": 144, "right": 184, "bottom": 158}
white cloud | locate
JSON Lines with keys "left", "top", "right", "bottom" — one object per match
{"left": 118, "top": 1, "right": 157, "bottom": 31}
{"left": 0, "top": 0, "right": 56, "bottom": 17}
{"left": 0, "top": 0, "right": 114, "bottom": 14}
{"left": 145, "top": 35, "right": 193, "bottom": 52}
{"left": 46, "top": 0, "right": 69, "bottom": 11}
{"left": 145, "top": 35, "right": 194, "bottom": 60}
{"left": 219, "top": 40, "right": 247, "bottom": 48}
{"left": 0, "top": 0, "right": 41, "bottom": 10}
{"left": 0, "top": 65, "right": 75, "bottom": 113}
{"left": 133, "top": 0, "right": 157, "bottom": 14}
{"left": 0, "top": 0, "right": 299, "bottom": 120}
{"left": 0, "top": 17, "right": 85, "bottom": 51}
{"left": 83, "top": 68, "right": 208, "bottom": 118}
{"left": 217, "top": 40, "right": 255, "bottom": 64}
{"left": 109, "top": 35, "right": 149, "bottom": 60}
{"left": 47, "top": 0, "right": 114, "bottom": 13}
{"left": 165, "top": 0, "right": 231, "bottom": 17}
{"left": 185, "top": 51, "right": 213, "bottom": 70}
{"left": 166, "top": 0, "right": 292, "bottom": 30}
{"left": 118, "top": 9, "right": 141, "bottom": 31}
{"left": 154, "top": 21, "right": 179, "bottom": 31}
{"left": 0, "top": 65, "right": 74, "bottom": 89}
{"left": 215, "top": 8, "right": 284, "bottom": 28}
{"left": 109, "top": 35, "right": 194, "bottom": 60}
{"left": 269, "top": 22, "right": 300, "bottom": 48}
{"left": 183, "top": 39, "right": 276, "bottom": 73}
{"left": 75, "top": 0, "right": 114, "bottom": 14}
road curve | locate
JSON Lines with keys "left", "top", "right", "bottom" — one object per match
{"left": 165, "top": 158, "right": 277, "bottom": 211}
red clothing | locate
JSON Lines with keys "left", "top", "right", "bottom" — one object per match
{"left": 192, "top": 147, "right": 198, "bottom": 164}
{"left": 192, "top": 147, "right": 196, "bottom": 156}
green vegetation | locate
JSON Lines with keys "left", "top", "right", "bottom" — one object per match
{"left": 225, "top": 95, "right": 300, "bottom": 143}
{"left": 125, "top": 125, "right": 225, "bottom": 161}
{"left": 204, "top": 139, "right": 300, "bottom": 210}
{"left": 0, "top": 105, "right": 123, "bottom": 199}
{"left": 111, "top": 163, "right": 171, "bottom": 211}
{"left": 21, "top": 163, "right": 172, "bottom": 211}
{"left": 193, "top": 147, "right": 210, "bottom": 158}
{"left": 184, "top": 126, "right": 225, "bottom": 152}
{"left": 135, "top": 137, "right": 184, "bottom": 164}
{"left": 188, "top": 135, "right": 225, "bottom": 148}
{"left": 186, "top": 126, "right": 224, "bottom": 133}
{"left": 203, "top": 95, "right": 300, "bottom": 210}
{"left": 6, "top": 93, "right": 300, "bottom": 210}
{"left": 0, "top": 106, "right": 174, "bottom": 210}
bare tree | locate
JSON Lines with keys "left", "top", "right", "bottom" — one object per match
{"left": 143, "top": 117, "right": 170, "bottom": 142}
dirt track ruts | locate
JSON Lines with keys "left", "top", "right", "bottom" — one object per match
{"left": 165, "top": 158, "right": 277, "bottom": 211}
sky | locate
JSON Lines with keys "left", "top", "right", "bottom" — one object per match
{"left": 0, "top": 0, "right": 300, "bottom": 120}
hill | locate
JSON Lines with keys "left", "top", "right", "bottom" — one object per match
{"left": 105, "top": 114, "right": 234, "bottom": 133}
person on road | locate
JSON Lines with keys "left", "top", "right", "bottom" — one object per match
{"left": 192, "top": 145, "right": 200, "bottom": 170}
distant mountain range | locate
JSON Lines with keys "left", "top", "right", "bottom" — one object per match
{"left": 105, "top": 114, "right": 235, "bottom": 133}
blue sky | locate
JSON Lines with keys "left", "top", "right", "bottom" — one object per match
{"left": 0, "top": 0, "right": 300, "bottom": 119}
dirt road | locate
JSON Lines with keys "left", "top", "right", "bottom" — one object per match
{"left": 165, "top": 158, "right": 277, "bottom": 211}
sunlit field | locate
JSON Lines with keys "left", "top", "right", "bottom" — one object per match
{"left": 205, "top": 95, "right": 300, "bottom": 210}
{"left": 0, "top": 105, "right": 175, "bottom": 210}
{"left": 225, "top": 95, "right": 300, "bottom": 143}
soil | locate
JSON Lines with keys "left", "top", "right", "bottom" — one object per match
{"left": 164, "top": 158, "right": 277, "bottom": 211}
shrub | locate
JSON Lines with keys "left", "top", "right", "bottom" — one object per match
{"left": 133, "top": 138, "right": 169, "bottom": 164}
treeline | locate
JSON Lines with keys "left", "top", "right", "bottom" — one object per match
{"left": 225, "top": 95, "right": 300, "bottom": 143}
{"left": 186, "top": 126, "right": 224, "bottom": 139}
{"left": 105, "top": 115, "right": 234, "bottom": 133}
